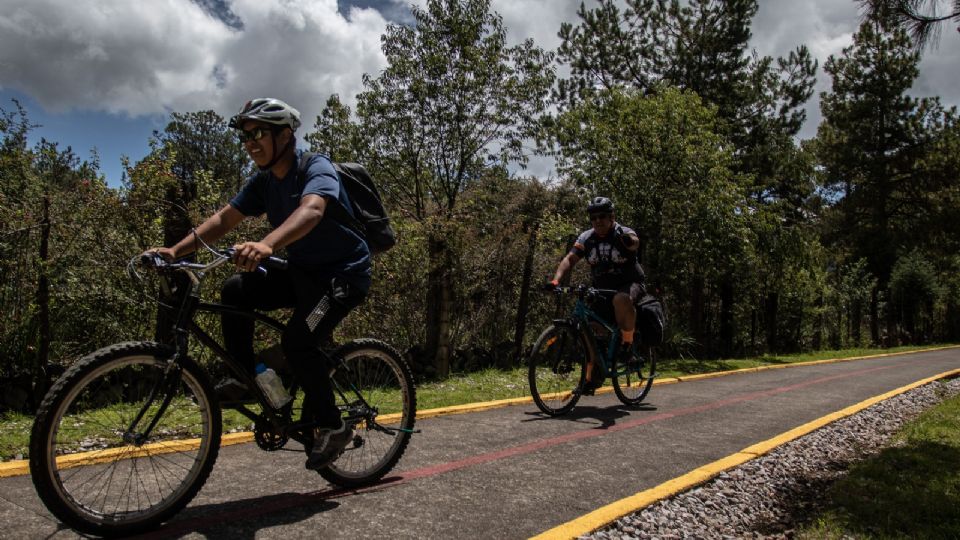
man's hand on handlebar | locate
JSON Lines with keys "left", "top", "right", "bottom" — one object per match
{"left": 139, "top": 248, "right": 174, "bottom": 268}
{"left": 232, "top": 241, "right": 274, "bottom": 272}
{"left": 542, "top": 279, "right": 560, "bottom": 292}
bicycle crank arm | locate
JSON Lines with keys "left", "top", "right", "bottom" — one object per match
{"left": 368, "top": 423, "right": 421, "bottom": 435}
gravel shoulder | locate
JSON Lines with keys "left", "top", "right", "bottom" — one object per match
{"left": 587, "top": 377, "right": 960, "bottom": 539}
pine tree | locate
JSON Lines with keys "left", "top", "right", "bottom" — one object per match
{"left": 817, "top": 9, "right": 958, "bottom": 344}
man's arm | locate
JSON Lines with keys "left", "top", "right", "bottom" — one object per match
{"left": 232, "top": 194, "right": 328, "bottom": 271}
{"left": 551, "top": 252, "right": 581, "bottom": 285}
{"left": 154, "top": 204, "right": 246, "bottom": 260}
{"left": 616, "top": 226, "right": 640, "bottom": 252}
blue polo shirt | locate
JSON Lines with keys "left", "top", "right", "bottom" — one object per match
{"left": 230, "top": 150, "right": 371, "bottom": 291}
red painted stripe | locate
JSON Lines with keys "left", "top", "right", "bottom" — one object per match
{"left": 135, "top": 362, "right": 897, "bottom": 537}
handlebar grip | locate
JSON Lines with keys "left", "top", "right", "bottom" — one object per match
{"left": 262, "top": 256, "right": 288, "bottom": 271}
{"left": 221, "top": 248, "right": 289, "bottom": 272}
{"left": 139, "top": 252, "right": 166, "bottom": 268}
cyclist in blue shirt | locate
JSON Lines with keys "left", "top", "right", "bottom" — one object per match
{"left": 548, "top": 197, "right": 645, "bottom": 394}
{"left": 151, "top": 98, "right": 369, "bottom": 470}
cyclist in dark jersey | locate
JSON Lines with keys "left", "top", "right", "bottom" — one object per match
{"left": 150, "top": 98, "right": 369, "bottom": 471}
{"left": 549, "top": 197, "right": 645, "bottom": 394}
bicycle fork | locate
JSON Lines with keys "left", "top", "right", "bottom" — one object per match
{"left": 122, "top": 358, "right": 183, "bottom": 446}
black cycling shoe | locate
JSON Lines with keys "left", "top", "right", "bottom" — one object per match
{"left": 574, "top": 377, "right": 602, "bottom": 396}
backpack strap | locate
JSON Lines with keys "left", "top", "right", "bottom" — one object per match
{"left": 297, "top": 152, "right": 368, "bottom": 240}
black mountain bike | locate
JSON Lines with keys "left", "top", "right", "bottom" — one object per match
{"left": 28, "top": 249, "right": 417, "bottom": 537}
{"left": 528, "top": 285, "right": 657, "bottom": 416}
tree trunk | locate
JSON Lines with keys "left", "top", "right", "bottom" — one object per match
{"left": 869, "top": 286, "right": 880, "bottom": 346}
{"left": 765, "top": 291, "right": 779, "bottom": 354}
{"left": 32, "top": 195, "right": 52, "bottom": 408}
{"left": 425, "top": 232, "right": 454, "bottom": 377}
{"left": 719, "top": 275, "right": 734, "bottom": 357}
{"left": 155, "top": 185, "right": 195, "bottom": 345}
{"left": 813, "top": 293, "right": 823, "bottom": 350}
{"left": 689, "top": 275, "right": 705, "bottom": 356}
{"left": 512, "top": 224, "right": 539, "bottom": 363}
{"left": 851, "top": 298, "right": 862, "bottom": 346}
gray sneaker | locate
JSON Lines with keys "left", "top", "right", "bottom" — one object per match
{"left": 305, "top": 421, "right": 354, "bottom": 470}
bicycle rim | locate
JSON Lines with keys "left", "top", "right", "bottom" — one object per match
{"left": 613, "top": 346, "right": 656, "bottom": 405}
{"left": 33, "top": 346, "right": 220, "bottom": 534}
{"left": 321, "top": 339, "right": 415, "bottom": 486}
{"left": 528, "top": 325, "right": 586, "bottom": 416}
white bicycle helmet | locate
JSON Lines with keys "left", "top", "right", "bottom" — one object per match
{"left": 228, "top": 98, "right": 301, "bottom": 131}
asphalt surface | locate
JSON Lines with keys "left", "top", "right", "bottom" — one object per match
{"left": 2, "top": 348, "right": 958, "bottom": 539}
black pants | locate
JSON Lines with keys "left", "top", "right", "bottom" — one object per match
{"left": 220, "top": 267, "right": 366, "bottom": 428}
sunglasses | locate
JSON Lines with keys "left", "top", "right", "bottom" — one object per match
{"left": 238, "top": 127, "right": 272, "bottom": 143}
{"left": 589, "top": 213, "right": 611, "bottom": 222}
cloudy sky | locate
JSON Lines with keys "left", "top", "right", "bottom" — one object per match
{"left": 1, "top": 0, "right": 957, "bottom": 186}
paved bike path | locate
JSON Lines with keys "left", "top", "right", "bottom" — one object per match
{"left": 2, "top": 348, "right": 958, "bottom": 539}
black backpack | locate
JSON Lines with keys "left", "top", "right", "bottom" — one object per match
{"left": 298, "top": 153, "right": 397, "bottom": 255}
{"left": 636, "top": 294, "right": 665, "bottom": 346}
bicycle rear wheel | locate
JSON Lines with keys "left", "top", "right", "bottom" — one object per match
{"left": 612, "top": 344, "right": 656, "bottom": 406}
{"left": 528, "top": 324, "right": 588, "bottom": 416}
{"left": 318, "top": 339, "right": 416, "bottom": 488}
{"left": 29, "top": 342, "right": 221, "bottom": 537}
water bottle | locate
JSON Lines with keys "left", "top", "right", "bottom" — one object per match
{"left": 255, "top": 363, "right": 292, "bottom": 409}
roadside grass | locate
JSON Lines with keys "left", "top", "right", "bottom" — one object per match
{"left": 1, "top": 343, "right": 954, "bottom": 463}
{"left": 0, "top": 412, "right": 31, "bottom": 462}
{"left": 797, "top": 387, "right": 960, "bottom": 539}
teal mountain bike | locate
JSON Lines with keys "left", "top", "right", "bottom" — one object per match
{"left": 528, "top": 285, "right": 657, "bottom": 416}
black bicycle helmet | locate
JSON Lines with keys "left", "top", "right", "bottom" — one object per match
{"left": 587, "top": 196, "right": 614, "bottom": 215}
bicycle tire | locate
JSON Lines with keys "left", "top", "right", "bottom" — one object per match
{"left": 612, "top": 344, "right": 656, "bottom": 406}
{"left": 528, "top": 324, "right": 588, "bottom": 416}
{"left": 317, "top": 339, "right": 416, "bottom": 488}
{"left": 29, "top": 341, "right": 221, "bottom": 537}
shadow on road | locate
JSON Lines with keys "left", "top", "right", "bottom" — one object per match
{"left": 135, "top": 491, "right": 340, "bottom": 539}
{"left": 521, "top": 401, "right": 657, "bottom": 430}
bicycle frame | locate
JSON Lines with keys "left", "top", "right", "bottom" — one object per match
{"left": 145, "top": 253, "right": 403, "bottom": 445}
{"left": 557, "top": 286, "right": 635, "bottom": 380}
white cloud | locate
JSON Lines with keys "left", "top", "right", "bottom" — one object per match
{"left": 1, "top": 0, "right": 955, "bottom": 167}
{"left": 0, "top": 0, "right": 388, "bottom": 128}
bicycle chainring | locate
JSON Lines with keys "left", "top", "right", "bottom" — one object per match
{"left": 253, "top": 422, "right": 288, "bottom": 451}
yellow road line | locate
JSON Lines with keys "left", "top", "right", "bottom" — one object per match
{"left": 0, "top": 432, "right": 254, "bottom": 479}
{"left": 530, "top": 367, "right": 960, "bottom": 540}
{"left": 2, "top": 345, "right": 956, "bottom": 479}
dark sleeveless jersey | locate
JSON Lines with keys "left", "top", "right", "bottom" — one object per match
{"left": 570, "top": 224, "right": 644, "bottom": 288}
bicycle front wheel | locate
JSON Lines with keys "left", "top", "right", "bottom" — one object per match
{"left": 319, "top": 339, "right": 416, "bottom": 488}
{"left": 613, "top": 344, "right": 656, "bottom": 406}
{"left": 528, "top": 324, "right": 588, "bottom": 416}
{"left": 29, "top": 342, "right": 221, "bottom": 537}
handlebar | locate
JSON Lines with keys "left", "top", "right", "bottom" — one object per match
{"left": 543, "top": 284, "right": 618, "bottom": 301}
{"left": 138, "top": 248, "right": 288, "bottom": 275}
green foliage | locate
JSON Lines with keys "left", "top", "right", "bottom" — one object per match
{"left": 552, "top": 86, "right": 756, "bottom": 354}
{"left": 556, "top": 0, "right": 817, "bottom": 188}
{"left": 817, "top": 9, "right": 960, "bottom": 345}
{"left": 889, "top": 251, "right": 942, "bottom": 343}
{"left": 1, "top": 0, "right": 958, "bottom": 403}
{"left": 859, "top": 0, "right": 960, "bottom": 50}
{"left": 306, "top": 94, "right": 365, "bottom": 163}
{"left": 357, "top": 0, "right": 555, "bottom": 220}
{"left": 0, "top": 102, "right": 150, "bottom": 391}
{"left": 344, "top": 0, "right": 556, "bottom": 377}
